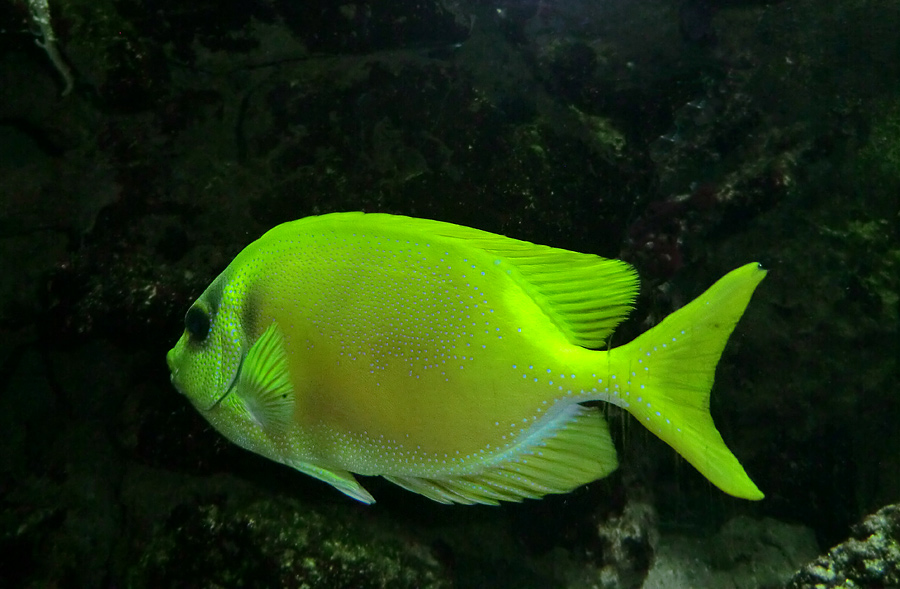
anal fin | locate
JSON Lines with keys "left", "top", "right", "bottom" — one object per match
{"left": 386, "top": 405, "right": 618, "bottom": 505}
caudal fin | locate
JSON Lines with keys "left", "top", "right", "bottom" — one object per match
{"left": 612, "top": 263, "right": 766, "bottom": 500}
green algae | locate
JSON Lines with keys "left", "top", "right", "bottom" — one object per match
{"left": 130, "top": 497, "right": 448, "bottom": 588}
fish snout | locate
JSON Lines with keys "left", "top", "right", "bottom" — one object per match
{"left": 166, "top": 349, "right": 185, "bottom": 395}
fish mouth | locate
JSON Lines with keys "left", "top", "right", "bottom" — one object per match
{"left": 170, "top": 374, "right": 185, "bottom": 395}
{"left": 167, "top": 350, "right": 185, "bottom": 395}
{"left": 206, "top": 352, "right": 245, "bottom": 412}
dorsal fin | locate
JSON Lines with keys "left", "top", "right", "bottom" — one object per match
{"left": 383, "top": 405, "right": 618, "bottom": 505}
{"left": 274, "top": 212, "right": 640, "bottom": 349}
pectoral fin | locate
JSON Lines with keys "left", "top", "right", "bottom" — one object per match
{"left": 238, "top": 322, "right": 294, "bottom": 436}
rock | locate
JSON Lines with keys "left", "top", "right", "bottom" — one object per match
{"left": 644, "top": 516, "right": 818, "bottom": 589}
{"left": 121, "top": 467, "right": 448, "bottom": 589}
{"left": 786, "top": 504, "right": 900, "bottom": 589}
{"left": 596, "top": 500, "right": 657, "bottom": 589}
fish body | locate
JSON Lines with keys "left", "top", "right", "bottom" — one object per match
{"left": 167, "top": 212, "right": 766, "bottom": 504}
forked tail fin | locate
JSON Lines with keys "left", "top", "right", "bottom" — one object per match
{"left": 611, "top": 263, "right": 766, "bottom": 500}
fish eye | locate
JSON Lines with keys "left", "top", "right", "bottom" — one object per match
{"left": 184, "top": 305, "right": 211, "bottom": 342}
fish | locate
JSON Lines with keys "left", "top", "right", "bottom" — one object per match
{"left": 166, "top": 212, "right": 766, "bottom": 505}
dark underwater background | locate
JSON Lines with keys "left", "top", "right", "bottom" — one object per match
{"left": 1, "top": 0, "right": 898, "bottom": 587}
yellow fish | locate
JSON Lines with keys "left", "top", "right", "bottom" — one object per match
{"left": 166, "top": 212, "right": 765, "bottom": 504}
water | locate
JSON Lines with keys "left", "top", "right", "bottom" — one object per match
{"left": 0, "top": 0, "right": 897, "bottom": 587}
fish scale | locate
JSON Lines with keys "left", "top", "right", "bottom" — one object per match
{"left": 167, "top": 212, "right": 766, "bottom": 505}
{"left": 259, "top": 230, "right": 573, "bottom": 467}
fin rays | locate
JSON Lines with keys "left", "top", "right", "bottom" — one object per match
{"left": 287, "top": 460, "right": 376, "bottom": 504}
{"left": 238, "top": 322, "right": 295, "bottom": 437}
{"left": 384, "top": 406, "right": 618, "bottom": 505}
{"left": 615, "top": 263, "right": 766, "bottom": 500}
{"left": 282, "top": 213, "right": 640, "bottom": 349}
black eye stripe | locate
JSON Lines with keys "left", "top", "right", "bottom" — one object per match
{"left": 185, "top": 305, "right": 211, "bottom": 342}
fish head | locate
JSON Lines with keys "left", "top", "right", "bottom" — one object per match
{"left": 166, "top": 273, "right": 247, "bottom": 413}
